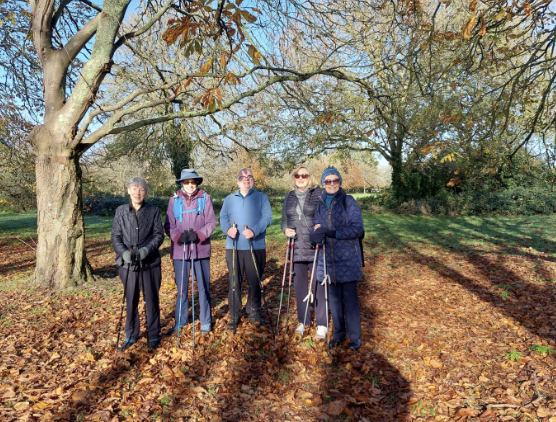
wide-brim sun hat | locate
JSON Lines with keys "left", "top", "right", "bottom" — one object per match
{"left": 176, "top": 168, "right": 203, "bottom": 186}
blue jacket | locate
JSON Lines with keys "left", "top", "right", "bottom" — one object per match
{"left": 311, "top": 188, "right": 364, "bottom": 283}
{"left": 219, "top": 188, "right": 273, "bottom": 250}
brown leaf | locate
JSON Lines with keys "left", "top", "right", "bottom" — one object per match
{"left": 469, "top": 0, "right": 478, "bottom": 11}
{"left": 462, "top": 14, "right": 477, "bottom": 39}
{"left": 523, "top": 2, "right": 532, "bottom": 15}
{"left": 479, "top": 13, "right": 487, "bottom": 36}
{"left": 13, "top": 401, "right": 29, "bottom": 411}
{"left": 1, "top": 387, "right": 15, "bottom": 398}
{"left": 72, "top": 390, "right": 88, "bottom": 402}
{"left": 327, "top": 400, "right": 345, "bottom": 416}
{"left": 495, "top": 9, "right": 507, "bottom": 21}
{"left": 538, "top": 407, "right": 556, "bottom": 418}
{"left": 455, "top": 406, "right": 480, "bottom": 417}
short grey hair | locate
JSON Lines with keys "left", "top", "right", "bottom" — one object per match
{"left": 127, "top": 177, "right": 148, "bottom": 192}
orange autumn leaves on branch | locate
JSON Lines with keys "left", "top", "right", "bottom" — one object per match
{"left": 461, "top": 0, "right": 536, "bottom": 39}
{"left": 162, "top": 0, "right": 261, "bottom": 111}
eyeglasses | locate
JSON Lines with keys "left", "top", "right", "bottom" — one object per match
{"left": 323, "top": 178, "right": 340, "bottom": 186}
{"left": 294, "top": 174, "right": 310, "bottom": 179}
{"left": 182, "top": 180, "right": 197, "bottom": 185}
{"left": 238, "top": 175, "right": 254, "bottom": 182}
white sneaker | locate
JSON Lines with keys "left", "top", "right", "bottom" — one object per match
{"left": 315, "top": 325, "right": 327, "bottom": 339}
{"left": 294, "top": 323, "right": 304, "bottom": 335}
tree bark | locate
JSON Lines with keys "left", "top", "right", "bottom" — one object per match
{"left": 33, "top": 126, "right": 91, "bottom": 288}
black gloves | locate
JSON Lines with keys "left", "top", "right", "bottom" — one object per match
{"left": 178, "top": 229, "right": 199, "bottom": 245}
{"left": 189, "top": 230, "right": 199, "bottom": 243}
{"left": 178, "top": 231, "right": 189, "bottom": 245}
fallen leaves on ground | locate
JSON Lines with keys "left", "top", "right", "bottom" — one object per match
{"left": 1, "top": 233, "right": 556, "bottom": 421}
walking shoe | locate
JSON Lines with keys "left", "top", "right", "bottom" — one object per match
{"left": 227, "top": 318, "right": 240, "bottom": 330}
{"left": 250, "top": 316, "right": 267, "bottom": 328}
{"left": 349, "top": 339, "right": 361, "bottom": 350}
{"left": 163, "top": 326, "right": 176, "bottom": 336}
{"left": 148, "top": 338, "right": 161, "bottom": 352}
{"left": 328, "top": 337, "right": 346, "bottom": 348}
{"left": 201, "top": 324, "right": 211, "bottom": 335}
{"left": 294, "top": 323, "right": 304, "bottom": 335}
{"left": 119, "top": 338, "right": 137, "bottom": 352}
{"left": 314, "top": 325, "right": 328, "bottom": 339}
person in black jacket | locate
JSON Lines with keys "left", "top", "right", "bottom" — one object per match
{"left": 111, "top": 177, "right": 165, "bottom": 352}
{"left": 281, "top": 166, "right": 327, "bottom": 338}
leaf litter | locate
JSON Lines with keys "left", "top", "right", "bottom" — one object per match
{"left": 1, "top": 233, "right": 556, "bottom": 421}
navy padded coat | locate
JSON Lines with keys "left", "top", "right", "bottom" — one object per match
{"left": 312, "top": 188, "right": 364, "bottom": 283}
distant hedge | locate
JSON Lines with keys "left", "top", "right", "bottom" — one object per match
{"left": 357, "top": 188, "right": 556, "bottom": 216}
{"left": 84, "top": 193, "right": 285, "bottom": 216}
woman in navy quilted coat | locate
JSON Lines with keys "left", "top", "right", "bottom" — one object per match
{"left": 310, "top": 167, "right": 364, "bottom": 350}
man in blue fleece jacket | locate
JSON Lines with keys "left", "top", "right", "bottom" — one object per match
{"left": 219, "top": 168, "right": 273, "bottom": 329}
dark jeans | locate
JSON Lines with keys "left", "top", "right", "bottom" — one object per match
{"left": 328, "top": 281, "right": 361, "bottom": 342}
{"left": 173, "top": 258, "right": 212, "bottom": 327}
{"left": 226, "top": 248, "right": 266, "bottom": 320}
{"left": 293, "top": 261, "right": 327, "bottom": 326}
{"left": 119, "top": 265, "right": 162, "bottom": 341}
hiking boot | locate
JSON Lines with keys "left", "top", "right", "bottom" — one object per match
{"left": 328, "top": 337, "right": 346, "bottom": 348}
{"left": 119, "top": 338, "right": 137, "bottom": 352}
{"left": 314, "top": 325, "right": 328, "bottom": 339}
{"left": 294, "top": 323, "right": 304, "bottom": 335}
{"left": 349, "top": 339, "right": 361, "bottom": 350}
{"left": 148, "top": 338, "right": 161, "bottom": 352}
{"left": 201, "top": 324, "right": 211, "bottom": 335}
{"left": 227, "top": 318, "right": 240, "bottom": 330}
{"left": 250, "top": 316, "right": 267, "bottom": 328}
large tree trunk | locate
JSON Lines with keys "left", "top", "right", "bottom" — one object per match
{"left": 33, "top": 127, "right": 91, "bottom": 289}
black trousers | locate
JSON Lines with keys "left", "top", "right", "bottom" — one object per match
{"left": 293, "top": 261, "right": 327, "bottom": 327}
{"left": 119, "top": 265, "right": 162, "bottom": 341}
{"left": 226, "top": 248, "right": 266, "bottom": 320}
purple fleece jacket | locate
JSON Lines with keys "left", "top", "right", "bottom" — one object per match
{"left": 164, "top": 189, "right": 216, "bottom": 260}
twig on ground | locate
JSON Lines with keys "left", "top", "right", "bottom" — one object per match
{"left": 17, "top": 237, "right": 36, "bottom": 250}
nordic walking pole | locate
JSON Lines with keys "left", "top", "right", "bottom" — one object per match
{"left": 245, "top": 225, "right": 275, "bottom": 337}
{"left": 231, "top": 221, "right": 237, "bottom": 333}
{"left": 176, "top": 244, "right": 186, "bottom": 348}
{"left": 276, "top": 237, "right": 291, "bottom": 331}
{"left": 321, "top": 241, "right": 331, "bottom": 356}
{"left": 139, "top": 261, "right": 150, "bottom": 346}
{"left": 285, "top": 234, "right": 295, "bottom": 332}
{"left": 115, "top": 262, "right": 130, "bottom": 354}
{"left": 190, "top": 240, "right": 196, "bottom": 350}
{"left": 300, "top": 244, "right": 319, "bottom": 345}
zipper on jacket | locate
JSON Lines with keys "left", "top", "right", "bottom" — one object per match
{"left": 328, "top": 197, "right": 337, "bottom": 283}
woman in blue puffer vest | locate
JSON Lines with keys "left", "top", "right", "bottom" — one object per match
{"left": 310, "top": 166, "right": 364, "bottom": 350}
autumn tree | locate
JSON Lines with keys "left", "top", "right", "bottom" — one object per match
{"left": 28, "top": 0, "right": 351, "bottom": 288}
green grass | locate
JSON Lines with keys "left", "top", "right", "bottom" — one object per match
{"left": 361, "top": 213, "right": 556, "bottom": 256}
{"left": 1, "top": 211, "right": 555, "bottom": 261}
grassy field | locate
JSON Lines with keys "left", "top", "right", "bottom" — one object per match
{"left": 1, "top": 210, "right": 556, "bottom": 421}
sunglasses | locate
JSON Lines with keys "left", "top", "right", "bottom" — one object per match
{"left": 182, "top": 180, "right": 197, "bottom": 185}
{"left": 238, "top": 175, "right": 254, "bottom": 182}
{"left": 294, "top": 173, "right": 310, "bottom": 179}
{"left": 323, "top": 178, "right": 340, "bottom": 186}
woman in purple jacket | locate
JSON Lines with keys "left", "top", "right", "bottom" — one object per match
{"left": 164, "top": 169, "right": 216, "bottom": 335}
{"left": 310, "top": 167, "right": 364, "bottom": 350}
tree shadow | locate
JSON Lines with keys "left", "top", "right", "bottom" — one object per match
{"left": 372, "top": 215, "right": 556, "bottom": 347}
